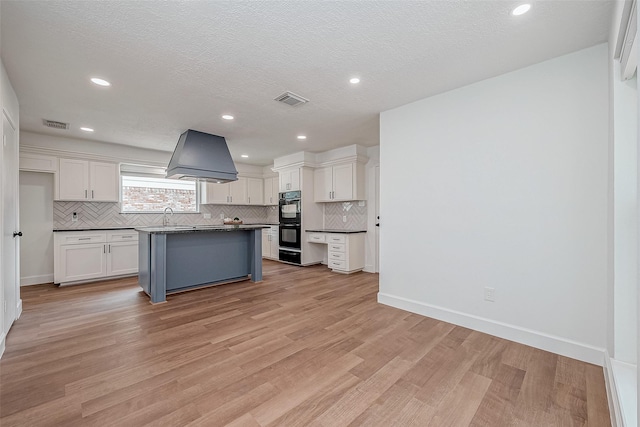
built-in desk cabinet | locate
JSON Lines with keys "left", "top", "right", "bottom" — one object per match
{"left": 307, "top": 232, "right": 365, "bottom": 273}
{"left": 314, "top": 162, "right": 365, "bottom": 202}
{"left": 54, "top": 230, "right": 138, "bottom": 285}
{"left": 57, "top": 159, "right": 119, "bottom": 202}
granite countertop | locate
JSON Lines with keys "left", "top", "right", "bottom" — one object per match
{"left": 136, "top": 224, "right": 269, "bottom": 234}
{"left": 305, "top": 229, "right": 367, "bottom": 234}
{"left": 53, "top": 227, "right": 137, "bottom": 232}
{"left": 54, "top": 223, "right": 279, "bottom": 232}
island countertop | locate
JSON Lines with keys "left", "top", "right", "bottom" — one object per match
{"left": 136, "top": 224, "right": 269, "bottom": 234}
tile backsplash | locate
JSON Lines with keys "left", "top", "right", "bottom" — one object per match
{"left": 53, "top": 201, "right": 366, "bottom": 231}
{"left": 323, "top": 202, "right": 367, "bottom": 230}
{"left": 54, "top": 202, "right": 274, "bottom": 229}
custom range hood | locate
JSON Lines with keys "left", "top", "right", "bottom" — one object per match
{"left": 166, "top": 129, "right": 238, "bottom": 183}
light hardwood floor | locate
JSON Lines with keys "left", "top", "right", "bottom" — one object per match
{"left": 1, "top": 260, "right": 610, "bottom": 426}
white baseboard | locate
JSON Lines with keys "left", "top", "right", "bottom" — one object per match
{"left": 21, "top": 273, "right": 53, "bottom": 286}
{"left": 0, "top": 332, "right": 5, "bottom": 360}
{"left": 604, "top": 351, "right": 623, "bottom": 427}
{"left": 378, "top": 292, "right": 605, "bottom": 366}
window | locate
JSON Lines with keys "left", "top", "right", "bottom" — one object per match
{"left": 120, "top": 165, "right": 197, "bottom": 213}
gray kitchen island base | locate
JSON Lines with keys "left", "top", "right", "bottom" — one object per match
{"left": 137, "top": 225, "right": 266, "bottom": 304}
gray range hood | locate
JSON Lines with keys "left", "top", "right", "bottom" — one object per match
{"left": 166, "top": 130, "right": 238, "bottom": 183}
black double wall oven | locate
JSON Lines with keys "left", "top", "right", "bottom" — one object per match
{"left": 278, "top": 190, "right": 302, "bottom": 264}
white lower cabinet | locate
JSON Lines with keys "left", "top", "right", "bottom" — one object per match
{"left": 307, "top": 232, "right": 365, "bottom": 273}
{"left": 262, "top": 226, "right": 279, "bottom": 260}
{"left": 54, "top": 230, "right": 139, "bottom": 285}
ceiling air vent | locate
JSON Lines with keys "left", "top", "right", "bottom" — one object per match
{"left": 274, "top": 91, "right": 309, "bottom": 107}
{"left": 43, "top": 119, "right": 69, "bottom": 130}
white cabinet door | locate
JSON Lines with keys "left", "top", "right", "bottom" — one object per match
{"left": 247, "top": 178, "right": 263, "bottom": 205}
{"left": 58, "top": 158, "right": 89, "bottom": 200}
{"left": 59, "top": 243, "right": 107, "bottom": 282}
{"left": 279, "top": 169, "right": 300, "bottom": 192}
{"left": 264, "top": 177, "right": 275, "bottom": 205}
{"left": 332, "top": 163, "right": 354, "bottom": 201}
{"left": 107, "top": 242, "right": 138, "bottom": 276}
{"left": 90, "top": 161, "right": 119, "bottom": 201}
{"left": 262, "top": 229, "right": 270, "bottom": 258}
{"left": 314, "top": 167, "right": 333, "bottom": 202}
{"left": 229, "top": 177, "right": 247, "bottom": 204}
{"left": 202, "top": 182, "right": 230, "bottom": 204}
{"left": 270, "top": 226, "right": 279, "bottom": 258}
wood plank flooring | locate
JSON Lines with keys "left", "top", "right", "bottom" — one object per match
{"left": 0, "top": 260, "right": 611, "bottom": 426}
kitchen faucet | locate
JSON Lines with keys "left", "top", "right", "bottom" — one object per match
{"left": 163, "top": 207, "right": 174, "bottom": 227}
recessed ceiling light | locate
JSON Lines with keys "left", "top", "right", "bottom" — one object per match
{"left": 222, "top": 114, "right": 234, "bottom": 120}
{"left": 241, "top": 154, "right": 249, "bottom": 158}
{"left": 512, "top": 4, "right": 531, "bottom": 15}
{"left": 349, "top": 77, "right": 360, "bottom": 84}
{"left": 80, "top": 127, "right": 94, "bottom": 132}
{"left": 90, "top": 77, "right": 111, "bottom": 87}
{"left": 297, "top": 135, "right": 307, "bottom": 140}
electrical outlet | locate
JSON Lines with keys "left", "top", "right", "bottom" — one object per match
{"left": 72, "top": 212, "right": 78, "bottom": 222}
{"left": 342, "top": 215, "right": 347, "bottom": 223}
{"left": 203, "top": 213, "right": 211, "bottom": 219}
{"left": 358, "top": 201, "right": 365, "bottom": 207}
{"left": 484, "top": 287, "right": 495, "bottom": 302}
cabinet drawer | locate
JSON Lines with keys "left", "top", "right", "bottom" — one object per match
{"left": 307, "top": 233, "right": 326, "bottom": 243}
{"left": 328, "top": 251, "right": 346, "bottom": 261}
{"left": 329, "top": 259, "right": 346, "bottom": 270}
{"left": 326, "top": 234, "right": 346, "bottom": 244}
{"left": 108, "top": 232, "right": 139, "bottom": 242}
{"left": 328, "top": 243, "right": 345, "bottom": 252}
{"left": 59, "top": 233, "right": 106, "bottom": 244}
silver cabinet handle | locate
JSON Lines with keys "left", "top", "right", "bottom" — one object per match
{"left": 79, "top": 237, "right": 91, "bottom": 241}
{"left": 92, "top": 190, "right": 94, "bottom": 199}
{"left": 85, "top": 190, "right": 88, "bottom": 198}
{"left": 108, "top": 244, "right": 111, "bottom": 253}
{"left": 103, "top": 245, "right": 106, "bottom": 253}
{"left": 248, "top": 197, "right": 250, "bottom": 204}
{"left": 121, "top": 235, "right": 132, "bottom": 238}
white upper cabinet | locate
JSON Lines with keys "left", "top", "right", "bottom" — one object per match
{"left": 263, "top": 177, "right": 279, "bottom": 206}
{"left": 57, "top": 159, "right": 118, "bottom": 202}
{"left": 90, "top": 162, "right": 119, "bottom": 201}
{"left": 314, "top": 162, "right": 365, "bottom": 202}
{"left": 246, "top": 178, "right": 263, "bottom": 205}
{"left": 279, "top": 168, "right": 300, "bottom": 192}
{"left": 201, "top": 177, "right": 249, "bottom": 204}
{"left": 229, "top": 178, "right": 248, "bottom": 204}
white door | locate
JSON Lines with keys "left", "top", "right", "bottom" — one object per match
{"left": 375, "top": 165, "right": 380, "bottom": 273}
{"left": 3, "top": 112, "right": 19, "bottom": 334}
{"left": 58, "top": 158, "right": 89, "bottom": 200}
{"left": 229, "top": 178, "right": 247, "bottom": 204}
{"left": 59, "top": 244, "right": 106, "bottom": 283}
{"left": 247, "top": 178, "right": 263, "bottom": 205}
{"left": 314, "top": 167, "right": 332, "bottom": 202}
{"left": 332, "top": 163, "right": 354, "bottom": 201}
{"left": 202, "top": 182, "right": 229, "bottom": 204}
{"left": 106, "top": 242, "right": 138, "bottom": 276}
{"left": 89, "top": 162, "right": 118, "bottom": 201}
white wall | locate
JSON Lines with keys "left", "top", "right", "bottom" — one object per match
{"left": 379, "top": 44, "right": 609, "bottom": 365}
{"left": 19, "top": 171, "right": 54, "bottom": 286}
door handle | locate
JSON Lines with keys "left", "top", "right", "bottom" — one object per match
{"left": 13, "top": 231, "right": 22, "bottom": 238}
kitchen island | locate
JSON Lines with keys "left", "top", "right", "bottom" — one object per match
{"left": 136, "top": 225, "right": 268, "bottom": 303}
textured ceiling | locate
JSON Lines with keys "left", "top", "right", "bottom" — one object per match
{"left": 1, "top": 1, "right": 613, "bottom": 165}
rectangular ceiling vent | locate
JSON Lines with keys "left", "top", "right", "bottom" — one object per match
{"left": 43, "top": 119, "right": 69, "bottom": 130}
{"left": 274, "top": 91, "right": 309, "bottom": 107}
